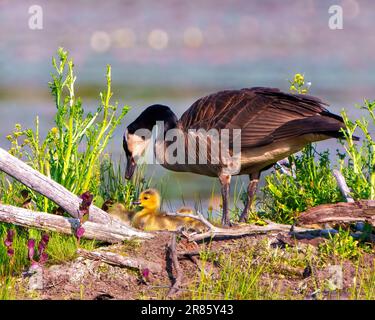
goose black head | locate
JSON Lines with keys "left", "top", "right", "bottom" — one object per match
{"left": 123, "top": 104, "right": 178, "bottom": 179}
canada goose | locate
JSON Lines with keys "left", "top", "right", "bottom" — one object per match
{"left": 123, "top": 87, "right": 350, "bottom": 226}
{"left": 131, "top": 189, "right": 206, "bottom": 232}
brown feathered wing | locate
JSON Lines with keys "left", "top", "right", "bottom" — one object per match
{"left": 179, "top": 87, "right": 345, "bottom": 149}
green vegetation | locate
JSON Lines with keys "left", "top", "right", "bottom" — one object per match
{"left": 263, "top": 144, "right": 343, "bottom": 224}
{"left": 0, "top": 49, "right": 149, "bottom": 299}
{"left": 339, "top": 99, "right": 375, "bottom": 200}
{"left": 191, "top": 241, "right": 290, "bottom": 300}
{"left": 4, "top": 48, "right": 130, "bottom": 212}
{"left": 262, "top": 74, "right": 375, "bottom": 226}
{"left": 189, "top": 239, "right": 374, "bottom": 300}
{"left": 0, "top": 55, "right": 374, "bottom": 301}
{"left": 0, "top": 224, "right": 100, "bottom": 299}
{"left": 319, "top": 230, "right": 361, "bottom": 262}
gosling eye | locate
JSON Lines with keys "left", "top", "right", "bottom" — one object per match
{"left": 143, "top": 196, "right": 149, "bottom": 200}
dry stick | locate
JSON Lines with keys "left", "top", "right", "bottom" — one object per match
{"left": 167, "top": 233, "right": 183, "bottom": 297}
{"left": 76, "top": 248, "right": 162, "bottom": 274}
{"left": 0, "top": 204, "right": 141, "bottom": 243}
{"left": 332, "top": 169, "right": 355, "bottom": 203}
{"left": 166, "top": 210, "right": 312, "bottom": 242}
{"left": 188, "top": 221, "right": 313, "bottom": 242}
{"left": 166, "top": 206, "right": 368, "bottom": 242}
{"left": 0, "top": 147, "right": 150, "bottom": 239}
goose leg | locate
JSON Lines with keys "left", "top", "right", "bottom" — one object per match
{"left": 239, "top": 172, "right": 260, "bottom": 222}
{"left": 219, "top": 174, "right": 231, "bottom": 226}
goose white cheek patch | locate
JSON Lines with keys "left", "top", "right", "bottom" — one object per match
{"left": 126, "top": 133, "right": 150, "bottom": 160}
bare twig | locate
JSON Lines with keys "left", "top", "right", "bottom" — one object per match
{"left": 76, "top": 248, "right": 162, "bottom": 273}
{"left": 167, "top": 233, "right": 182, "bottom": 297}
{"left": 187, "top": 220, "right": 310, "bottom": 242}
{"left": 0, "top": 203, "right": 152, "bottom": 243}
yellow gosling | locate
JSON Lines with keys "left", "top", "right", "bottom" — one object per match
{"left": 103, "top": 200, "right": 135, "bottom": 225}
{"left": 132, "top": 189, "right": 206, "bottom": 232}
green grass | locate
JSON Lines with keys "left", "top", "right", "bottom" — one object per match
{"left": 262, "top": 144, "right": 343, "bottom": 224}
{"left": 189, "top": 239, "right": 311, "bottom": 300}
{"left": 318, "top": 229, "right": 365, "bottom": 262}
{"left": 191, "top": 248, "right": 278, "bottom": 300}
{"left": 339, "top": 99, "right": 375, "bottom": 200}
{"left": 0, "top": 224, "right": 100, "bottom": 299}
{"left": 188, "top": 238, "right": 374, "bottom": 300}
{"left": 350, "top": 259, "right": 375, "bottom": 300}
{"left": 0, "top": 48, "right": 151, "bottom": 300}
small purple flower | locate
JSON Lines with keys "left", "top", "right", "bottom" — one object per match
{"left": 79, "top": 191, "right": 93, "bottom": 216}
{"left": 28, "top": 239, "right": 35, "bottom": 261}
{"left": 78, "top": 192, "right": 93, "bottom": 226}
{"left": 7, "top": 248, "right": 14, "bottom": 257}
{"left": 41, "top": 233, "right": 50, "bottom": 244}
{"left": 4, "top": 230, "right": 15, "bottom": 258}
{"left": 38, "top": 233, "right": 50, "bottom": 255}
{"left": 26, "top": 235, "right": 50, "bottom": 267}
{"left": 76, "top": 226, "right": 85, "bottom": 239}
{"left": 39, "top": 252, "right": 48, "bottom": 265}
{"left": 4, "top": 229, "right": 15, "bottom": 247}
{"left": 142, "top": 268, "right": 150, "bottom": 281}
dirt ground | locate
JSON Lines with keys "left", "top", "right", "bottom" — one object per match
{"left": 11, "top": 232, "right": 375, "bottom": 300}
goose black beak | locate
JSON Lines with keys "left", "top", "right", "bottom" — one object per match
{"left": 125, "top": 157, "right": 136, "bottom": 180}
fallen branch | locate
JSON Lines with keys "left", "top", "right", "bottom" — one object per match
{"left": 297, "top": 200, "right": 375, "bottom": 227}
{"left": 166, "top": 210, "right": 317, "bottom": 242}
{"left": 0, "top": 147, "right": 150, "bottom": 239}
{"left": 167, "top": 233, "right": 182, "bottom": 297}
{"left": 0, "top": 203, "right": 152, "bottom": 243}
{"left": 76, "top": 248, "right": 162, "bottom": 274}
{"left": 187, "top": 219, "right": 310, "bottom": 242}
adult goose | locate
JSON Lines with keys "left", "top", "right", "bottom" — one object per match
{"left": 123, "top": 87, "right": 348, "bottom": 226}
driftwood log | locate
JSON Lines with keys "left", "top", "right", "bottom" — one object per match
{"left": 0, "top": 147, "right": 150, "bottom": 239}
{"left": 0, "top": 203, "right": 151, "bottom": 243}
{"left": 297, "top": 200, "right": 375, "bottom": 226}
{"left": 77, "top": 248, "right": 162, "bottom": 273}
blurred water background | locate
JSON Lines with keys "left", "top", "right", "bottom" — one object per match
{"left": 0, "top": 0, "right": 374, "bottom": 211}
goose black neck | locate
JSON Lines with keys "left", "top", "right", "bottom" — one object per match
{"left": 127, "top": 104, "right": 178, "bottom": 135}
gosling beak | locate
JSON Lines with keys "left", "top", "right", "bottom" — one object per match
{"left": 125, "top": 157, "right": 136, "bottom": 180}
{"left": 132, "top": 200, "right": 141, "bottom": 206}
